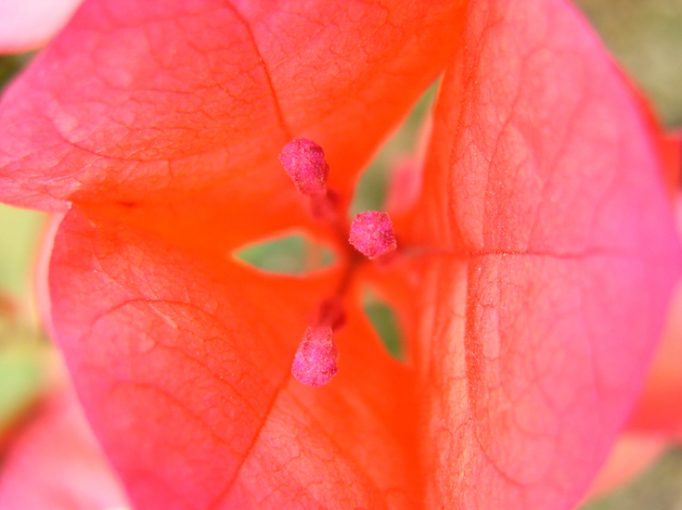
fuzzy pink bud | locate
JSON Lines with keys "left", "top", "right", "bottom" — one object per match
{"left": 279, "top": 138, "right": 329, "bottom": 196}
{"left": 348, "top": 211, "right": 397, "bottom": 260}
{"left": 291, "top": 326, "right": 339, "bottom": 387}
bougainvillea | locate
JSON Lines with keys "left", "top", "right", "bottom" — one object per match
{"left": 0, "top": 0, "right": 680, "bottom": 509}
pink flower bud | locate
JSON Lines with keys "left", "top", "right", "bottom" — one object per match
{"left": 348, "top": 211, "right": 397, "bottom": 260}
{"left": 291, "top": 326, "right": 339, "bottom": 387}
{"left": 279, "top": 138, "right": 329, "bottom": 197}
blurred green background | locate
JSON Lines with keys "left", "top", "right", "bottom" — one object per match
{"left": 577, "top": 0, "right": 682, "bottom": 129}
{"left": 0, "top": 0, "right": 681, "bottom": 507}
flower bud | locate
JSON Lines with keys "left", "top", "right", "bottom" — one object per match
{"left": 348, "top": 211, "right": 397, "bottom": 260}
{"left": 279, "top": 138, "right": 329, "bottom": 197}
{"left": 291, "top": 326, "right": 338, "bottom": 387}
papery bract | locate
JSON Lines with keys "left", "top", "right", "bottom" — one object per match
{"left": 0, "top": 0, "right": 679, "bottom": 509}
{"left": 10, "top": 0, "right": 467, "bottom": 505}
{"left": 628, "top": 193, "right": 682, "bottom": 437}
{"left": 581, "top": 135, "right": 682, "bottom": 504}
{"left": 0, "top": 0, "right": 463, "bottom": 253}
{"left": 50, "top": 211, "right": 418, "bottom": 507}
{"left": 402, "top": 0, "right": 680, "bottom": 507}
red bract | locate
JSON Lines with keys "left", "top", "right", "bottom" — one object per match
{"left": 0, "top": 0, "right": 679, "bottom": 509}
{"left": 583, "top": 138, "right": 682, "bottom": 502}
{"left": 628, "top": 190, "right": 682, "bottom": 438}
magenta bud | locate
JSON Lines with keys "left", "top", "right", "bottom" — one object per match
{"left": 291, "top": 326, "right": 339, "bottom": 387}
{"left": 279, "top": 138, "right": 329, "bottom": 197}
{"left": 348, "top": 211, "right": 397, "bottom": 260}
